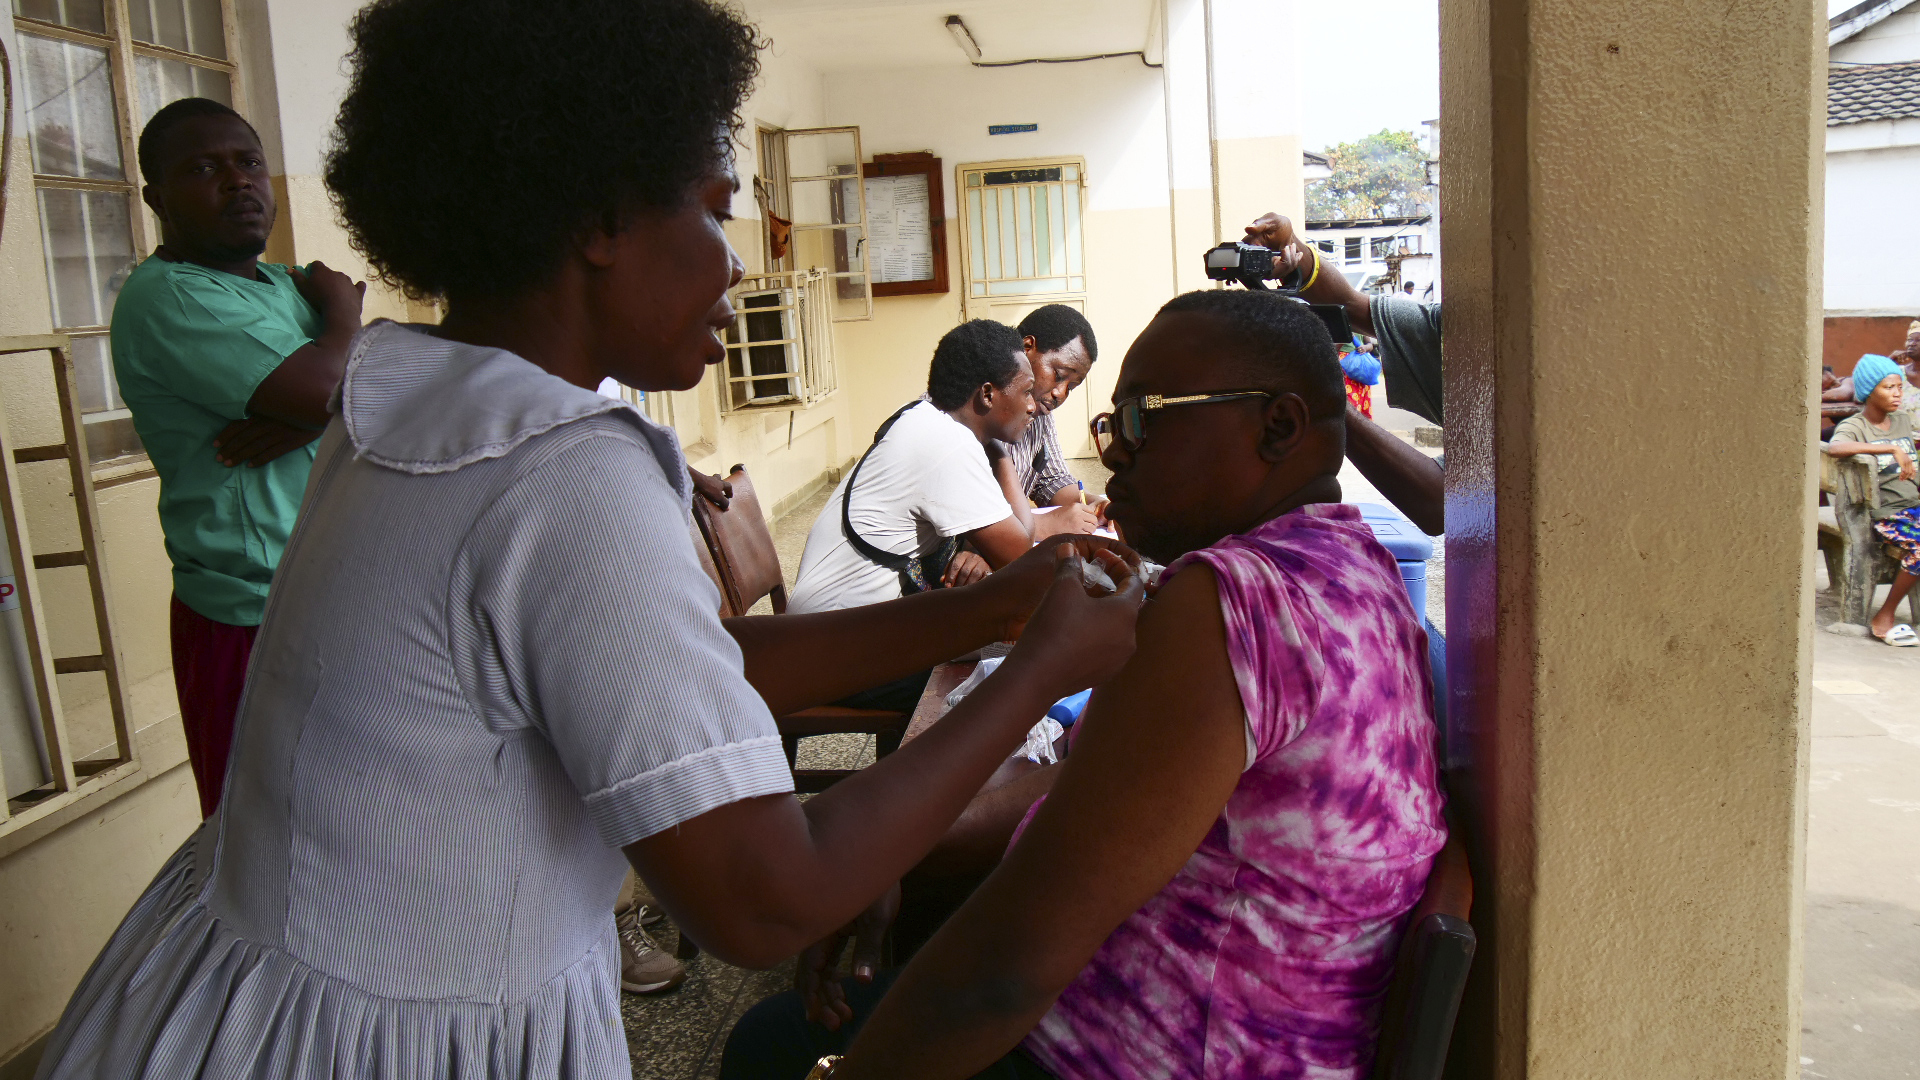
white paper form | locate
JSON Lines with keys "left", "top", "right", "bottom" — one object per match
{"left": 864, "top": 173, "right": 935, "bottom": 283}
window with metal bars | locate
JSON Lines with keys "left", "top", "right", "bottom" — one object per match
{"left": 718, "top": 269, "right": 839, "bottom": 413}
{"left": 12, "top": 0, "right": 240, "bottom": 466}
{"left": 958, "top": 159, "right": 1086, "bottom": 303}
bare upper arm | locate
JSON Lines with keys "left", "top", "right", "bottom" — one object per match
{"left": 969, "top": 515, "right": 1033, "bottom": 568}
{"left": 914, "top": 562, "right": 1249, "bottom": 997}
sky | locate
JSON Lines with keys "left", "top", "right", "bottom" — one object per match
{"left": 1297, "top": 0, "right": 1440, "bottom": 153}
{"left": 1296, "top": 0, "right": 1854, "bottom": 153}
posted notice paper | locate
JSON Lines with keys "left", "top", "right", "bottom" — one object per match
{"left": 865, "top": 173, "right": 934, "bottom": 283}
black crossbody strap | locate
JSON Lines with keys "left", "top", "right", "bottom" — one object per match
{"left": 841, "top": 401, "right": 958, "bottom": 592}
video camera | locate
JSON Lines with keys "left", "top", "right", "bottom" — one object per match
{"left": 1202, "top": 241, "right": 1354, "bottom": 344}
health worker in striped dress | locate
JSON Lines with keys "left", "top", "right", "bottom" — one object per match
{"left": 32, "top": 3, "right": 1145, "bottom": 1078}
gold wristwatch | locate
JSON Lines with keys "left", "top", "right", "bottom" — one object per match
{"left": 804, "top": 1056, "right": 843, "bottom": 1080}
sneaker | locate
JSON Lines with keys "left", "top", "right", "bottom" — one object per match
{"left": 633, "top": 903, "right": 666, "bottom": 929}
{"left": 617, "top": 906, "right": 686, "bottom": 994}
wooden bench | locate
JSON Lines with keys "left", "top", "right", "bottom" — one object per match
{"left": 1819, "top": 443, "right": 1919, "bottom": 626}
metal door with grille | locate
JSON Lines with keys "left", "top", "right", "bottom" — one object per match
{"left": 956, "top": 159, "right": 1087, "bottom": 323}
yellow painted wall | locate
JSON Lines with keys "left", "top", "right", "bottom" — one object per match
{"left": 0, "top": 758, "right": 200, "bottom": 1064}
{"left": 1438, "top": 0, "right": 1819, "bottom": 1075}
{"left": 0, "top": 132, "right": 202, "bottom": 1066}
{"left": 818, "top": 203, "right": 1183, "bottom": 472}
{"left": 1217, "top": 134, "right": 1306, "bottom": 242}
{"left": 276, "top": 175, "right": 436, "bottom": 325}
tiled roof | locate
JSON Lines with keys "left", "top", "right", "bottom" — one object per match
{"left": 1829, "top": 61, "right": 1920, "bottom": 125}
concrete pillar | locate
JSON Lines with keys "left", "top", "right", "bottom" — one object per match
{"left": 1205, "top": 0, "right": 1304, "bottom": 246}
{"left": 1438, "top": 1, "right": 1821, "bottom": 1076}
{"left": 1162, "top": 0, "right": 1303, "bottom": 296}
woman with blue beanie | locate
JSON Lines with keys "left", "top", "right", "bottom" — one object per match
{"left": 1829, "top": 353, "right": 1920, "bottom": 645}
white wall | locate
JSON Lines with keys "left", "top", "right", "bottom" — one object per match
{"left": 823, "top": 61, "right": 1171, "bottom": 221}
{"left": 1831, "top": 7, "right": 1920, "bottom": 63}
{"left": 1304, "top": 221, "right": 1433, "bottom": 295}
{"left": 816, "top": 56, "right": 1179, "bottom": 452}
{"left": 258, "top": 0, "right": 359, "bottom": 175}
{"left": 1824, "top": 135, "right": 1920, "bottom": 311}
{"left": 805, "top": 0, "right": 1302, "bottom": 450}
{"left": 1825, "top": 10, "right": 1920, "bottom": 312}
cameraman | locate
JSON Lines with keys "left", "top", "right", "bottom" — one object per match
{"left": 1244, "top": 213, "right": 1444, "bottom": 536}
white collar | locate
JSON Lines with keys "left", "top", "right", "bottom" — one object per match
{"left": 339, "top": 322, "right": 679, "bottom": 493}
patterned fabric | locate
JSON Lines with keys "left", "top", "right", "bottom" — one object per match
{"left": 1345, "top": 377, "right": 1374, "bottom": 418}
{"left": 1020, "top": 503, "right": 1447, "bottom": 1080}
{"left": 35, "top": 323, "right": 794, "bottom": 1080}
{"left": 1874, "top": 506, "right": 1920, "bottom": 575}
{"left": 995, "top": 409, "right": 1079, "bottom": 505}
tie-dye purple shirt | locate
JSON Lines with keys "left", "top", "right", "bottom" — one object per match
{"left": 1021, "top": 503, "right": 1447, "bottom": 1080}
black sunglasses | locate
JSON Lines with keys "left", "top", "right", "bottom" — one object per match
{"left": 1089, "top": 390, "right": 1274, "bottom": 457}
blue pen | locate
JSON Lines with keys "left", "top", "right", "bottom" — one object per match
{"left": 1078, "top": 480, "right": 1087, "bottom": 505}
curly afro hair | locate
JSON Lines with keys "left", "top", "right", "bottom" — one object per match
{"left": 324, "top": 0, "right": 760, "bottom": 302}
{"left": 927, "top": 320, "right": 1027, "bottom": 411}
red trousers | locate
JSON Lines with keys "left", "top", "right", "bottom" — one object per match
{"left": 170, "top": 595, "right": 258, "bottom": 818}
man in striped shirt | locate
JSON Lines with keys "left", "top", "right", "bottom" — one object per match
{"left": 992, "top": 305, "right": 1105, "bottom": 539}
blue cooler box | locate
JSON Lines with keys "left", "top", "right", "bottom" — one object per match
{"left": 1355, "top": 503, "right": 1433, "bottom": 621}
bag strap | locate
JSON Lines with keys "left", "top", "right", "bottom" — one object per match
{"left": 841, "top": 401, "right": 959, "bottom": 592}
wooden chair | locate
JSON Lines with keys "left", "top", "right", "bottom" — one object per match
{"left": 1370, "top": 831, "right": 1475, "bottom": 1080}
{"left": 690, "top": 465, "right": 911, "bottom": 793}
{"left": 1818, "top": 444, "right": 1920, "bottom": 627}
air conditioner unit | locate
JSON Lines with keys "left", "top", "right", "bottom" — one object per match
{"left": 720, "top": 269, "right": 839, "bottom": 412}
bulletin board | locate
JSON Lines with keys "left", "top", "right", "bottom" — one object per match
{"left": 862, "top": 153, "right": 948, "bottom": 297}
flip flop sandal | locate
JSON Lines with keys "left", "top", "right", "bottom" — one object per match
{"left": 1877, "top": 623, "right": 1919, "bottom": 647}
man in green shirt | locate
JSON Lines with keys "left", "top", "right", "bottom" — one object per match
{"left": 111, "top": 98, "right": 364, "bottom": 816}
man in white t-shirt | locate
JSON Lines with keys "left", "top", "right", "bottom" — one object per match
{"left": 789, "top": 320, "right": 1038, "bottom": 640}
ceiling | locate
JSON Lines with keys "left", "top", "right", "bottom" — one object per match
{"left": 742, "top": 0, "right": 1157, "bottom": 74}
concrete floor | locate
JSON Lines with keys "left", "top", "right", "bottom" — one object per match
{"left": 628, "top": 461, "right": 1918, "bottom": 1078}
{"left": 1802, "top": 578, "right": 1920, "bottom": 1080}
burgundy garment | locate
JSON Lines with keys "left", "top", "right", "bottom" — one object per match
{"left": 170, "top": 594, "right": 258, "bottom": 818}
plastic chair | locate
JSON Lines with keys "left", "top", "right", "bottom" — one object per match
{"left": 1370, "top": 831, "right": 1476, "bottom": 1080}
{"left": 690, "top": 465, "right": 910, "bottom": 793}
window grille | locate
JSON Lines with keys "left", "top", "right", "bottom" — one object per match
{"left": 719, "top": 269, "right": 838, "bottom": 413}
{"left": 13, "top": 0, "right": 242, "bottom": 466}
{"left": 1344, "top": 237, "right": 1363, "bottom": 265}
{"left": 959, "top": 160, "right": 1086, "bottom": 303}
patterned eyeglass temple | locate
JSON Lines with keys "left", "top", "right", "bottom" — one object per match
{"left": 1091, "top": 390, "right": 1274, "bottom": 455}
